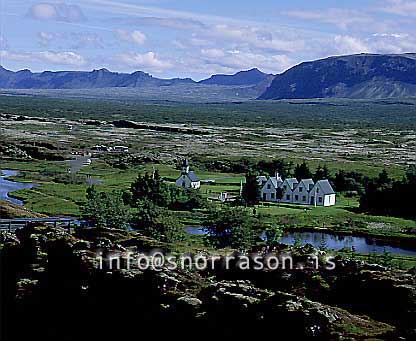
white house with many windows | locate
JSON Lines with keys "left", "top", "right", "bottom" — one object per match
{"left": 258, "top": 174, "right": 336, "bottom": 207}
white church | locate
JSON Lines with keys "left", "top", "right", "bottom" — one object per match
{"left": 175, "top": 159, "right": 201, "bottom": 189}
{"left": 258, "top": 172, "right": 336, "bottom": 207}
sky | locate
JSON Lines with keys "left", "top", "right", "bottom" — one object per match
{"left": 0, "top": 0, "right": 415, "bottom": 80}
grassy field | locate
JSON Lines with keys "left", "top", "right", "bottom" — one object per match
{"left": 2, "top": 160, "right": 415, "bottom": 244}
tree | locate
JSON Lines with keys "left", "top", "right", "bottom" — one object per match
{"left": 264, "top": 225, "right": 283, "bottom": 246}
{"left": 256, "top": 159, "right": 293, "bottom": 178}
{"left": 169, "top": 188, "right": 207, "bottom": 211}
{"left": 314, "top": 165, "right": 330, "bottom": 181}
{"left": 131, "top": 170, "right": 172, "bottom": 207}
{"left": 204, "top": 206, "right": 260, "bottom": 250}
{"left": 82, "top": 186, "right": 131, "bottom": 230}
{"left": 294, "top": 161, "right": 312, "bottom": 180}
{"left": 134, "top": 200, "right": 185, "bottom": 243}
{"left": 405, "top": 165, "right": 416, "bottom": 185}
{"left": 376, "top": 169, "right": 391, "bottom": 187}
{"left": 242, "top": 172, "right": 260, "bottom": 206}
{"left": 359, "top": 166, "right": 416, "bottom": 219}
{"left": 130, "top": 169, "right": 206, "bottom": 211}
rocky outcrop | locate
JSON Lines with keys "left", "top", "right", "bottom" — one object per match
{"left": 1, "top": 226, "right": 414, "bottom": 340}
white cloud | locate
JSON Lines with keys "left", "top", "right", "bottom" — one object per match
{"left": 370, "top": 33, "right": 416, "bottom": 53}
{"left": 28, "top": 3, "right": 86, "bottom": 22}
{"left": 0, "top": 37, "right": 9, "bottom": 50}
{"left": 38, "top": 51, "right": 86, "bottom": 66}
{"left": 333, "top": 35, "right": 370, "bottom": 55}
{"left": 200, "top": 49, "right": 226, "bottom": 58}
{"left": 284, "top": 9, "right": 374, "bottom": 31}
{"left": 110, "top": 17, "right": 205, "bottom": 31}
{"left": 37, "top": 32, "right": 103, "bottom": 49}
{"left": 208, "top": 24, "right": 303, "bottom": 53}
{"left": 381, "top": 0, "right": 416, "bottom": 16}
{"left": 115, "top": 29, "right": 146, "bottom": 45}
{"left": 38, "top": 32, "right": 61, "bottom": 46}
{"left": 199, "top": 48, "right": 293, "bottom": 74}
{"left": 0, "top": 50, "right": 87, "bottom": 66}
{"left": 117, "top": 52, "right": 171, "bottom": 71}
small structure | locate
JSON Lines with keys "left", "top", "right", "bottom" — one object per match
{"left": 175, "top": 159, "right": 201, "bottom": 189}
{"left": 208, "top": 192, "right": 237, "bottom": 203}
{"left": 91, "top": 145, "right": 111, "bottom": 152}
{"left": 113, "top": 146, "right": 129, "bottom": 153}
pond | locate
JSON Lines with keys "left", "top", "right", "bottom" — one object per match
{"left": 185, "top": 227, "right": 416, "bottom": 256}
{"left": 0, "top": 170, "right": 37, "bottom": 206}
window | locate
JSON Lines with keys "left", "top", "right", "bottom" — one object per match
{"left": 271, "top": 193, "right": 275, "bottom": 199}
{"left": 316, "top": 188, "right": 320, "bottom": 193}
{"left": 283, "top": 185, "right": 287, "bottom": 190}
{"left": 302, "top": 196, "right": 306, "bottom": 201}
{"left": 295, "top": 195, "right": 299, "bottom": 200}
{"left": 318, "top": 197, "right": 323, "bottom": 203}
{"left": 182, "top": 181, "right": 186, "bottom": 187}
{"left": 286, "top": 194, "right": 290, "bottom": 200}
{"left": 263, "top": 193, "right": 267, "bottom": 201}
{"left": 267, "top": 184, "right": 271, "bottom": 189}
{"left": 299, "top": 187, "right": 303, "bottom": 192}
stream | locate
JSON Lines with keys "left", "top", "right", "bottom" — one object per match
{"left": 0, "top": 170, "right": 36, "bottom": 205}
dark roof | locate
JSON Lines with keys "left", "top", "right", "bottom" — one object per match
{"left": 186, "top": 171, "right": 200, "bottom": 182}
{"left": 316, "top": 180, "right": 335, "bottom": 195}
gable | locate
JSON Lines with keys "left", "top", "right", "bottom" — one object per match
{"left": 312, "top": 180, "right": 335, "bottom": 195}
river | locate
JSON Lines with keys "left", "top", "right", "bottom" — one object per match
{"left": 185, "top": 227, "right": 416, "bottom": 257}
{"left": 0, "top": 170, "right": 36, "bottom": 205}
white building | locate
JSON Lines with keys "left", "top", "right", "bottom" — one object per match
{"left": 261, "top": 172, "right": 283, "bottom": 202}
{"left": 292, "top": 179, "right": 314, "bottom": 205}
{"left": 280, "top": 178, "right": 299, "bottom": 204}
{"left": 175, "top": 159, "right": 201, "bottom": 189}
{"left": 310, "top": 180, "right": 336, "bottom": 207}
{"left": 258, "top": 173, "right": 336, "bottom": 207}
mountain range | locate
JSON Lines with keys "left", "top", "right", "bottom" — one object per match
{"left": 0, "top": 66, "right": 271, "bottom": 90}
{"left": 1, "top": 53, "right": 416, "bottom": 99}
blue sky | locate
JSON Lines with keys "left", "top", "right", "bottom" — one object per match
{"left": 0, "top": 0, "right": 415, "bottom": 79}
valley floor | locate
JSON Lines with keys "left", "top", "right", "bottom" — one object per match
{"left": 1, "top": 95, "right": 415, "bottom": 266}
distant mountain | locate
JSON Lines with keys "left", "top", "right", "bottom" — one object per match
{"left": 259, "top": 53, "right": 416, "bottom": 100}
{"left": 0, "top": 67, "right": 195, "bottom": 89}
{"left": 199, "top": 68, "right": 273, "bottom": 86}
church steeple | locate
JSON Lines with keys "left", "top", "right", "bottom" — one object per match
{"left": 182, "top": 159, "right": 190, "bottom": 174}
